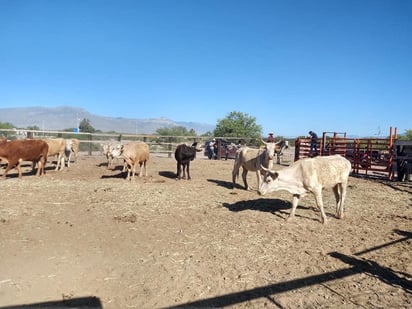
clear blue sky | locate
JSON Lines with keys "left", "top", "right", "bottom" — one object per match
{"left": 1, "top": 0, "right": 411, "bottom": 137}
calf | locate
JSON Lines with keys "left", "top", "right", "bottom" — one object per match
{"left": 258, "top": 154, "right": 351, "bottom": 224}
{"left": 0, "top": 139, "right": 49, "bottom": 179}
{"left": 174, "top": 142, "right": 202, "bottom": 180}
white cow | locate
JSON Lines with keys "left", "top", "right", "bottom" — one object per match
{"left": 232, "top": 141, "right": 278, "bottom": 190}
{"left": 102, "top": 143, "right": 122, "bottom": 169}
{"left": 258, "top": 154, "right": 351, "bottom": 224}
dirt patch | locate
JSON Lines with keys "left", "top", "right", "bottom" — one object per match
{"left": 0, "top": 154, "right": 411, "bottom": 308}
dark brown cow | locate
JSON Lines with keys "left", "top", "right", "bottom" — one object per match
{"left": 174, "top": 142, "right": 202, "bottom": 180}
{"left": 0, "top": 139, "right": 49, "bottom": 179}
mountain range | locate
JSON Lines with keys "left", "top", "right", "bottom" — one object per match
{"left": 0, "top": 106, "right": 215, "bottom": 134}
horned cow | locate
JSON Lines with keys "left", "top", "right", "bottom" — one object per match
{"left": 174, "top": 142, "right": 202, "bottom": 180}
{"left": 0, "top": 139, "right": 49, "bottom": 179}
{"left": 258, "top": 154, "right": 351, "bottom": 224}
{"left": 232, "top": 141, "right": 277, "bottom": 190}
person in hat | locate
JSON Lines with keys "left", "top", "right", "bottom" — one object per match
{"left": 267, "top": 132, "right": 275, "bottom": 143}
{"left": 308, "top": 131, "right": 318, "bottom": 157}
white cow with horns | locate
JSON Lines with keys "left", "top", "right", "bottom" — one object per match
{"left": 258, "top": 154, "right": 351, "bottom": 224}
{"left": 232, "top": 140, "right": 278, "bottom": 190}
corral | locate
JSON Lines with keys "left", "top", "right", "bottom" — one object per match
{"left": 0, "top": 150, "right": 411, "bottom": 308}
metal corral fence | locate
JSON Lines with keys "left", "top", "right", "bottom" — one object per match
{"left": 294, "top": 128, "right": 403, "bottom": 180}
{"left": 0, "top": 129, "right": 273, "bottom": 159}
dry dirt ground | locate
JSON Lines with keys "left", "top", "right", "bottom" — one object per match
{"left": 0, "top": 152, "right": 411, "bottom": 309}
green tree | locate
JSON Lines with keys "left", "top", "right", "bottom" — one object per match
{"left": 79, "top": 118, "right": 96, "bottom": 133}
{"left": 214, "top": 111, "right": 262, "bottom": 140}
{"left": 26, "top": 125, "right": 40, "bottom": 130}
{"left": 156, "top": 126, "right": 196, "bottom": 136}
{"left": 0, "top": 122, "right": 14, "bottom": 129}
{"left": 398, "top": 129, "right": 412, "bottom": 140}
{"left": 0, "top": 122, "right": 15, "bottom": 138}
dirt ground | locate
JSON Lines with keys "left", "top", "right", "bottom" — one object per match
{"left": 0, "top": 151, "right": 411, "bottom": 309}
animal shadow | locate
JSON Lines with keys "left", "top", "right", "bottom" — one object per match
{"left": 101, "top": 171, "right": 127, "bottom": 179}
{"left": 207, "top": 178, "right": 234, "bottom": 189}
{"left": 159, "top": 171, "right": 177, "bottom": 179}
{"left": 224, "top": 198, "right": 323, "bottom": 222}
{"left": 224, "top": 198, "right": 291, "bottom": 216}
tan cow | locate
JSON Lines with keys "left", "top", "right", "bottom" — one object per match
{"left": 44, "top": 138, "right": 66, "bottom": 171}
{"left": 65, "top": 138, "right": 79, "bottom": 167}
{"left": 0, "top": 139, "right": 48, "bottom": 178}
{"left": 232, "top": 141, "right": 277, "bottom": 190}
{"left": 259, "top": 154, "right": 351, "bottom": 224}
{"left": 116, "top": 141, "right": 150, "bottom": 181}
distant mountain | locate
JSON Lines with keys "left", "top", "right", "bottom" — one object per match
{"left": 0, "top": 106, "right": 215, "bottom": 134}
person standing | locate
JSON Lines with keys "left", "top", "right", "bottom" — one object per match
{"left": 267, "top": 132, "right": 275, "bottom": 142}
{"left": 308, "top": 131, "right": 318, "bottom": 157}
{"left": 207, "top": 139, "right": 216, "bottom": 160}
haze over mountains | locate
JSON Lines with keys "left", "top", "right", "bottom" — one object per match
{"left": 0, "top": 106, "right": 215, "bottom": 134}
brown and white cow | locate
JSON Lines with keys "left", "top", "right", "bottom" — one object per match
{"left": 258, "top": 154, "right": 351, "bottom": 224}
{"left": 232, "top": 141, "right": 277, "bottom": 190}
{"left": 0, "top": 139, "right": 49, "bottom": 179}
{"left": 116, "top": 141, "right": 150, "bottom": 181}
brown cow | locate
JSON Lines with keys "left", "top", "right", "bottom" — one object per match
{"left": 0, "top": 139, "right": 49, "bottom": 179}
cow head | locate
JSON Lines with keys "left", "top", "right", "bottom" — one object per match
{"left": 261, "top": 140, "right": 277, "bottom": 167}
{"left": 110, "top": 144, "right": 123, "bottom": 158}
{"left": 258, "top": 165, "right": 280, "bottom": 195}
{"left": 192, "top": 142, "right": 203, "bottom": 152}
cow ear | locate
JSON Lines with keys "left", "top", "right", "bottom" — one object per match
{"left": 269, "top": 171, "right": 279, "bottom": 179}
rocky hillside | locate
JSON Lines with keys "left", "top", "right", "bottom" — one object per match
{"left": 0, "top": 106, "right": 214, "bottom": 134}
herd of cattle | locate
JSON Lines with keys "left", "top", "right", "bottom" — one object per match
{"left": 0, "top": 138, "right": 351, "bottom": 224}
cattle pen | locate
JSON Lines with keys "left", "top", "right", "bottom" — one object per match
{"left": 0, "top": 127, "right": 407, "bottom": 181}
{"left": 294, "top": 127, "right": 401, "bottom": 180}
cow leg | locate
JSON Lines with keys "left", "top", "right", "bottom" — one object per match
{"left": 256, "top": 169, "right": 262, "bottom": 190}
{"left": 242, "top": 168, "right": 249, "bottom": 190}
{"left": 186, "top": 162, "right": 191, "bottom": 180}
{"left": 232, "top": 163, "right": 240, "bottom": 188}
{"left": 59, "top": 154, "right": 65, "bottom": 170}
{"left": 176, "top": 162, "right": 182, "bottom": 179}
{"left": 313, "top": 189, "right": 327, "bottom": 224}
{"left": 142, "top": 161, "right": 148, "bottom": 177}
{"left": 36, "top": 160, "right": 42, "bottom": 176}
{"left": 286, "top": 194, "right": 300, "bottom": 222}
{"left": 138, "top": 162, "right": 143, "bottom": 177}
{"left": 336, "top": 181, "right": 347, "bottom": 219}
{"left": 333, "top": 185, "right": 341, "bottom": 218}
{"left": 16, "top": 162, "right": 23, "bottom": 179}
{"left": 131, "top": 163, "right": 137, "bottom": 180}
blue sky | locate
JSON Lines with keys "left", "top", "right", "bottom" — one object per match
{"left": 0, "top": 0, "right": 411, "bottom": 137}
